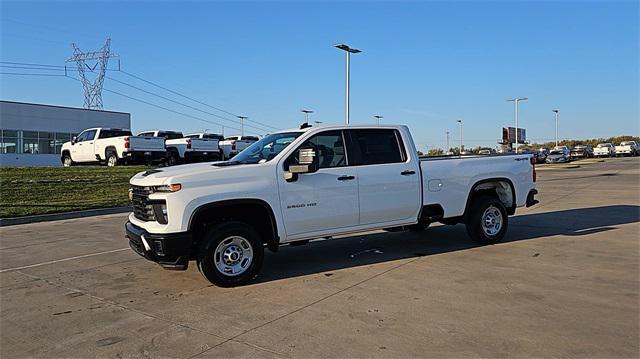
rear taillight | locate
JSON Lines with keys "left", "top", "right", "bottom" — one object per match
{"left": 186, "top": 138, "right": 192, "bottom": 149}
{"left": 124, "top": 136, "right": 130, "bottom": 149}
{"left": 530, "top": 156, "right": 537, "bottom": 183}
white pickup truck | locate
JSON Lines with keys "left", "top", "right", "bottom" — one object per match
{"left": 61, "top": 128, "right": 166, "bottom": 167}
{"left": 614, "top": 141, "right": 638, "bottom": 157}
{"left": 137, "top": 131, "right": 223, "bottom": 166}
{"left": 219, "top": 135, "right": 259, "bottom": 159}
{"left": 126, "top": 125, "right": 538, "bottom": 286}
{"left": 594, "top": 143, "right": 615, "bottom": 157}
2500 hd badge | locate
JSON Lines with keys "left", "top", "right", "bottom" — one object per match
{"left": 287, "top": 202, "right": 317, "bottom": 209}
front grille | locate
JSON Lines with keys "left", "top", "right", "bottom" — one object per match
{"left": 131, "top": 186, "right": 155, "bottom": 222}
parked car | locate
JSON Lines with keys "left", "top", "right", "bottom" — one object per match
{"left": 477, "top": 148, "right": 494, "bottom": 155}
{"left": 570, "top": 144, "right": 594, "bottom": 160}
{"left": 594, "top": 143, "right": 615, "bottom": 157}
{"left": 61, "top": 128, "right": 166, "bottom": 167}
{"left": 535, "top": 148, "right": 549, "bottom": 164}
{"left": 138, "top": 131, "right": 223, "bottom": 166}
{"left": 219, "top": 135, "right": 259, "bottom": 159}
{"left": 614, "top": 141, "right": 638, "bottom": 156}
{"left": 126, "top": 124, "right": 538, "bottom": 286}
{"left": 546, "top": 148, "right": 571, "bottom": 164}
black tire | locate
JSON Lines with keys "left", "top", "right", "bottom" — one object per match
{"left": 106, "top": 151, "right": 118, "bottom": 167}
{"left": 465, "top": 195, "right": 508, "bottom": 245}
{"left": 62, "top": 154, "right": 74, "bottom": 167}
{"left": 196, "top": 221, "right": 264, "bottom": 287}
{"left": 166, "top": 151, "right": 179, "bottom": 166}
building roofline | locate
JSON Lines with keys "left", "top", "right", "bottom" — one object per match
{"left": 0, "top": 100, "right": 130, "bottom": 115}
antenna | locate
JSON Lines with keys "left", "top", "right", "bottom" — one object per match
{"left": 66, "top": 38, "right": 119, "bottom": 109}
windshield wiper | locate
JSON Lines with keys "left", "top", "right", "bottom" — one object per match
{"left": 212, "top": 160, "right": 257, "bottom": 167}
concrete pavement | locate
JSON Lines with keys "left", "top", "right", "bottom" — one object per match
{"left": 1, "top": 157, "right": 638, "bottom": 358}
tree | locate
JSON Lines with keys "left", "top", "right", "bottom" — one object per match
{"left": 426, "top": 148, "right": 444, "bottom": 156}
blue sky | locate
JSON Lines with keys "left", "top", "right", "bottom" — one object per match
{"left": 1, "top": 1, "right": 638, "bottom": 151}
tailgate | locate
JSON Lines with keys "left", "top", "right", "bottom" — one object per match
{"left": 128, "top": 136, "right": 166, "bottom": 151}
{"left": 190, "top": 139, "right": 219, "bottom": 152}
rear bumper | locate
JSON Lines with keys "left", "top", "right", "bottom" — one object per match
{"left": 122, "top": 150, "right": 166, "bottom": 163}
{"left": 526, "top": 189, "right": 539, "bottom": 208}
{"left": 125, "top": 221, "right": 192, "bottom": 270}
{"left": 184, "top": 150, "right": 221, "bottom": 162}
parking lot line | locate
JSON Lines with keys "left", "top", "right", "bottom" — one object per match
{"left": 0, "top": 248, "right": 129, "bottom": 273}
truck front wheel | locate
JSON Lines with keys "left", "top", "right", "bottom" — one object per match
{"left": 196, "top": 221, "right": 264, "bottom": 287}
{"left": 62, "top": 154, "right": 74, "bottom": 167}
{"left": 465, "top": 195, "right": 508, "bottom": 245}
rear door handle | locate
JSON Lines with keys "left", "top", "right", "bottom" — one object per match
{"left": 337, "top": 175, "right": 355, "bottom": 181}
{"left": 401, "top": 170, "right": 416, "bottom": 176}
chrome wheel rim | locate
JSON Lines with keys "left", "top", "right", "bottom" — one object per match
{"left": 214, "top": 236, "right": 253, "bottom": 276}
{"left": 63, "top": 157, "right": 71, "bottom": 167}
{"left": 107, "top": 156, "right": 116, "bottom": 167}
{"left": 481, "top": 205, "right": 503, "bottom": 237}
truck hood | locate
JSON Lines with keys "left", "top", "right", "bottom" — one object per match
{"left": 129, "top": 161, "right": 266, "bottom": 186}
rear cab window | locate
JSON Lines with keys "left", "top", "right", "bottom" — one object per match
{"left": 99, "top": 129, "right": 132, "bottom": 139}
{"left": 347, "top": 129, "right": 407, "bottom": 165}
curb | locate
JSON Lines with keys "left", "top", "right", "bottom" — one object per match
{"left": 0, "top": 207, "right": 131, "bottom": 227}
{"left": 536, "top": 164, "right": 581, "bottom": 170}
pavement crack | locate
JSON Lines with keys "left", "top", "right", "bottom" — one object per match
{"left": 15, "top": 270, "right": 289, "bottom": 358}
{"left": 188, "top": 256, "right": 421, "bottom": 358}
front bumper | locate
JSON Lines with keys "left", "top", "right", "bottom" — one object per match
{"left": 125, "top": 221, "right": 192, "bottom": 270}
{"left": 122, "top": 150, "right": 166, "bottom": 163}
{"left": 526, "top": 189, "right": 539, "bottom": 208}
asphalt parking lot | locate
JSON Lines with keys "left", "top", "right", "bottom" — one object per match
{"left": 1, "top": 157, "right": 638, "bottom": 358}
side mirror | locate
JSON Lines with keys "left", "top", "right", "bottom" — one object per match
{"left": 71, "top": 136, "right": 77, "bottom": 145}
{"left": 284, "top": 148, "right": 318, "bottom": 182}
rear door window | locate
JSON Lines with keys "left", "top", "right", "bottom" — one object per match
{"left": 347, "top": 129, "right": 406, "bottom": 165}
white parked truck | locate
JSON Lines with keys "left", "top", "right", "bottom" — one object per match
{"left": 614, "top": 141, "right": 638, "bottom": 156}
{"left": 61, "top": 128, "right": 166, "bottom": 167}
{"left": 219, "top": 135, "right": 259, "bottom": 159}
{"left": 137, "top": 131, "right": 223, "bottom": 166}
{"left": 594, "top": 143, "right": 615, "bottom": 157}
{"left": 126, "top": 125, "right": 538, "bottom": 286}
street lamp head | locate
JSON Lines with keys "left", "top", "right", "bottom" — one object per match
{"left": 301, "top": 109, "right": 313, "bottom": 114}
{"left": 236, "top": 115, "right": 248, "bottom": 119}
{"left": 457, "top": 119, "right": 462, "bottom": 123}
{"left": 335, "top": 43, "right": 361, "bottom": 53}
{"left": 553, "top": 109, "right": 559, "bottom": 113}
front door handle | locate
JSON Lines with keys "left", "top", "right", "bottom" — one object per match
{"left": 401, "top": 170, "right": 416, "bottom": 176}
{"left": 337, "top": 175, "right": 355, "bottom": 181}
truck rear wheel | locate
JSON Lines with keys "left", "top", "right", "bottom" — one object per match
{"left": 106, "top": 151, "right": 119, "bottom": 167}
{"left": 196, "top": 221, "right": 264, "bottom": 287}
{"left": 166, "top": 151, "right": 179, "bottom": 166}
{"left": 465, "top": 195, "right": 508, "bottom": 245}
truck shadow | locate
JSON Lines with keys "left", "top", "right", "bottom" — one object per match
{"left": 255, "top": 205, "right": 640, "bottom": 284}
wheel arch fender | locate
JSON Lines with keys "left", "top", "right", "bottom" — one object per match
{"left": 463, "top": 177, "right": 516, "bottom": 217}
{"left": 188, "top": 199, "right": 280, "bottom": 252}
{"left": 104, "top": 145, "right": 118, "bottom": 160}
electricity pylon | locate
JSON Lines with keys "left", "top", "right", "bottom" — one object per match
{"left": 66, "top": 38, "right": 118, "bottom": 109}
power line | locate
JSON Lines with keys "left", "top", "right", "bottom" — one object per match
{"left": 0, "top": 72, "right": 67, "bottom": 77}
{"left": 0, "top": 60, "right": 280, "bottom": 131}
{"left": 119, "top": 70, "right": 280, "bottom": 131}
{"left": 66, "top": 76, "right": 265, "bottom": 136}
{"left": 103, "top": 74, "right": 275, "bottom": 133}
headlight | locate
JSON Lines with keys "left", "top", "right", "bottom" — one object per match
{"left": 153, "top": 184, "right": 181, "bottom": 192}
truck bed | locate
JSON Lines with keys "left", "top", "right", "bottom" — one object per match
{"left": 420, "top": 153, "right": 534, "bottom": 218}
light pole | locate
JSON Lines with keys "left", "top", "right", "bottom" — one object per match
{"left": 236, "top": 115, "right": 247, "bottom": 136}
{"left": 335, "top": 43, "right": 361, "bottom": 125}
{"left": 373, "top": 115, "right": 383, "bottom": 125}
{"left": 553, "top": 109, "right": 559, "bottom": 147}
{"left": 457, "top": 119, "right": 463, "bottom": 154}
{"left": 301, "top": 109, "right": 313, "bottom": 125}
{"left": 506, "top": 97, "right": 528, "bottom": 151}
{"left": 445, "top": 130, "right": 450, "bottom": 152}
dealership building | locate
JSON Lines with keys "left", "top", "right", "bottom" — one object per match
{"left": 0, "top": 101, "right": 131, "bottom": 166}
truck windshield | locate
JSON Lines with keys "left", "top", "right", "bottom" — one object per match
{"left": 230, "top": 132, "right": 302, "bottom": 164}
